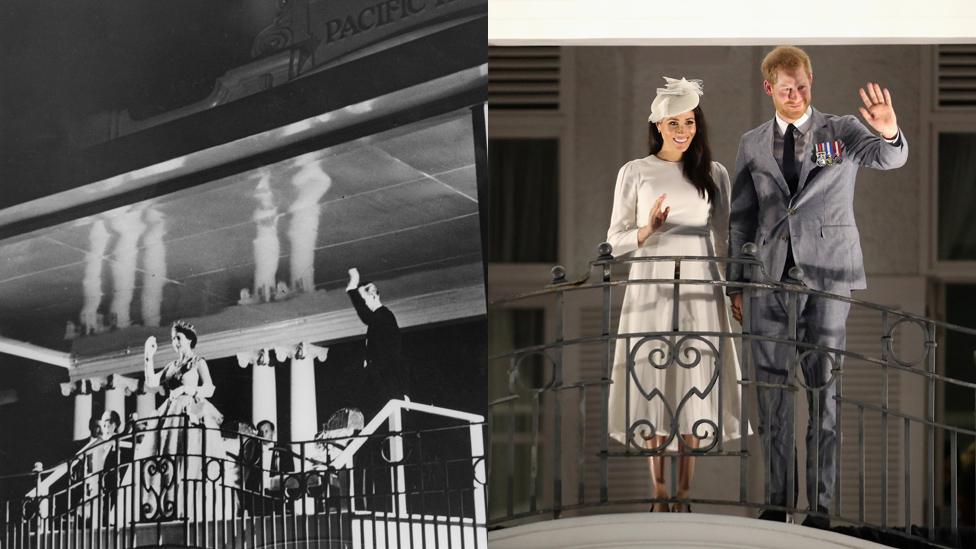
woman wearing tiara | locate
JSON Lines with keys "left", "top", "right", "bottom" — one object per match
{"left": 137, "top": 320, "right": 225, "bottom": 520}
{"left": 606, "top": 77, "right": 747, "bottom": 512}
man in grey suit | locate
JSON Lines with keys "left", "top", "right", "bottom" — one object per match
{"left": 727, "top": 46, "right": 908, "bottom": 528}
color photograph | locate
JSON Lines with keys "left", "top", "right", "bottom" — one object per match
{"left": 486, "top": 3, "right": 976, "bottom": 548}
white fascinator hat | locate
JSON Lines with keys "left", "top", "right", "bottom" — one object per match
{"left": 648, "top": 77, "right": 704, "bottom": 123}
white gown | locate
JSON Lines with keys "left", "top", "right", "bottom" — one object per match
{"left": 606, "top": 155, "right": 747, "bottom": 449}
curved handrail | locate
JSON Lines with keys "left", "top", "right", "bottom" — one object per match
{"left": 486, "top": 244, "right": 976, "bottom": 549}
{"left": 15, "top": 401, "right": 486, "bottom": 491}
{"left": 490, "top": 249, "right": 976, "bottom": 338}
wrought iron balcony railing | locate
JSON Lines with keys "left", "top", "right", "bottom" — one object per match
{"left": 488, "top": 244, "right": 976, "bottom": 549}
{"left": 2, "top": 399, "right": 487, "bottom": 549}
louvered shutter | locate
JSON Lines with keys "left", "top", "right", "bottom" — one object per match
{"left": 839, "top": 306, "right": 904, "bottom": 524}
{"left": 489, "top": 46, "right": 561, "bottom": 110}
{"left": 937, "top": 45, "right": 976, "bottom": 108}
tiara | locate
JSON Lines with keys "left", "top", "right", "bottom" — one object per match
{"left": 172, "top": 320, "right": 196, "bottom": 334}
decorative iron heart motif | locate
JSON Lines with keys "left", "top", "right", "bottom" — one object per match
{"left": 627, "top": 335, "right": 674, "bottom": 402}
{"left": 141, "top": 457, "right": 176, "bottom": 521}
{"left": 627, "top": 335, "right": 721, "bottom": 402}
{"left": 627, "top": 418, "right": 674, "bottom": 451}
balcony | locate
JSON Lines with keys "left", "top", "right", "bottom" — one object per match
{"left": 1, "top": 399, "right": 487, "bottom": 548}
{"left": 488, "top": 245, "right": 976, "bottom": 548}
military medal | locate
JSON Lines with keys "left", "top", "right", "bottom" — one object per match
{"left": 814, "top": 140, "right": 844, "bottom": 166}
{"left": 815, "top": 142, "right": 828, "bottom": 167}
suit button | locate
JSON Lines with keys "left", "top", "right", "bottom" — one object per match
{"left": 788, "top": 208, "right": 797, "bottom": 216}
{"left": 781, "top": 235, "right": 789, "bottom": 241}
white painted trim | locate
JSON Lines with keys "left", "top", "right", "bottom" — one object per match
{"left": 489, "top": 1, "right": 976, "bottom": 45}
{"left": 489, "top": 513, "right": 889, "bottom": 549}
{"left": 334, "top": 398, "right": 483, "bottom": 468}
{"left": 0, "top": 337, "right": 72, "bottom": 368}
{"left": 69, "top": 284, "right": 486, "bottom": 380}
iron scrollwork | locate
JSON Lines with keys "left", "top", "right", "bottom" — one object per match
{"left": 626, "top": 334, "right": 723, "bottom": 453}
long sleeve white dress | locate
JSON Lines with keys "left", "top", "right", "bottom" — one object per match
{"left": 606, "top": 155, "right": 747, "bottom": 449}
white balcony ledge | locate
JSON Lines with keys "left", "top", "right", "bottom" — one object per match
{"left": 489, "top": 513, "right": 887, "bottom": 549}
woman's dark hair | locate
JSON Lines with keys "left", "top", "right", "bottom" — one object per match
{"left": 648, "top": 105, "right": 717, "bottom": 204}
{"left": 172, "top": 320, "right": 198, "bottom": 349}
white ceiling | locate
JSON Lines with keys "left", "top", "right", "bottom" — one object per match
{"left": 0, "top": 109, "right": 483, "bottom": 356}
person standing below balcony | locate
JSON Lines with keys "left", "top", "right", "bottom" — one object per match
{"left": 346, "top": 268, "right": 407, "bottom": 415}
{"left": 727, "top": 46, "right": 908, "bottom": 529}
{"left": 606, "top": 77, "right": 748, "bottom": 512}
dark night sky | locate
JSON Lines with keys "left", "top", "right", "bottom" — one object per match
{"left": 0, "top": 1, "right": 274, "bottom": 180}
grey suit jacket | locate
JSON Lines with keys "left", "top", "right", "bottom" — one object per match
{"left": 727, "top": 108, "right": 908, "bottom": 292}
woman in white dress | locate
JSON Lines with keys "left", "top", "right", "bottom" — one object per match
{"left": 139, "top": 321, "right": 225, "bottom": 520}
{"left": 606, "top": 77, "right": 746, "bottom": 512}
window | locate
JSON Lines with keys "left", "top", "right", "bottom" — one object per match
{"left": 488, "top": 138, "right": 559, "bottom": 263}
{"left": 488, "top": 307, "right": 549, "bottom": 517}
{"left": 937, "top": 133, "right": 976, "bottom": 261}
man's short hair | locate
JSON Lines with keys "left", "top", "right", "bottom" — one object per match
{"left": 103, "top": 410, "right": 121, "bottom": 427}
{"left": 761, "top": 46, "right": 813, "bottom": 83}
{"left": 256, "top": 420, "right": 275, "bottom": 432}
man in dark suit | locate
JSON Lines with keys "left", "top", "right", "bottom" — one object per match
{"left": 237, "top": 422, "right": 263, "bottom": 515}
{"left": 346, "top": 267, "right": 408, "bottom": 415}
{"left": 257, "top": 420, "right": 294, "bottom": 476}
{"left": 728, "top": 45, "right": 907, "bottom": 529}
{"left": 65, "top": 416, "right": 102, "bottom": 515}
{"left": 99, "top": 410, "right": 131, "bottom": 523}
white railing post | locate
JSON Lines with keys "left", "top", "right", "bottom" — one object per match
{"left": 388, "top": 406, "right": 408, "bottom": 517}
{"left": 469, "top": 422, "right": 488, "bottom": 544}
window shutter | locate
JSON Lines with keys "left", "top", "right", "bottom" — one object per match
{"left": 937, "top": 44, "right": 976, "bottom": 108}
{"left": 489, "top": 46, "right": 561, "bottom": 111}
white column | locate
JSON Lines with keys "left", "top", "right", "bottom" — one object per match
{"left": 73, "top": 393, "right": 93, "bottom": 441}
{"left": 388, "top": 408, "right": 407, "bottom": 516}
{"left": 470, "top": 422, "right": 488, "bottom": 543}
{"left": 290, "top": 353, "right": 318, "bottom": 447}
{"left": 104, "top": 386, "right": 125, "bottom": 419}
{"left": 290, "top": 350, "right": 318, "bottom": 516}
{"left": 252, "top": 364, "right": 278, "bottom": 427}
{"left": 137, "top": 392, "right": 157, "bottom": 420}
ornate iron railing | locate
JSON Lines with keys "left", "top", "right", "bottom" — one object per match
{"left": 488, "top": 243, "right": 976, "bottom": 549}
{"left": 2, "top": 399, "right": 487, "bottom": 548}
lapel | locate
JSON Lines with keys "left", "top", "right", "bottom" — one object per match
{"left": 758, "top": 119, "right": 791, "bottom": 197}
{"left": 795, "top": 108, "right": 827, "bottom": 196}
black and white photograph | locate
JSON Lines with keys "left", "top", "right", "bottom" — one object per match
{"left": 0, "top": 1, "right": 488, "bottom": 547}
